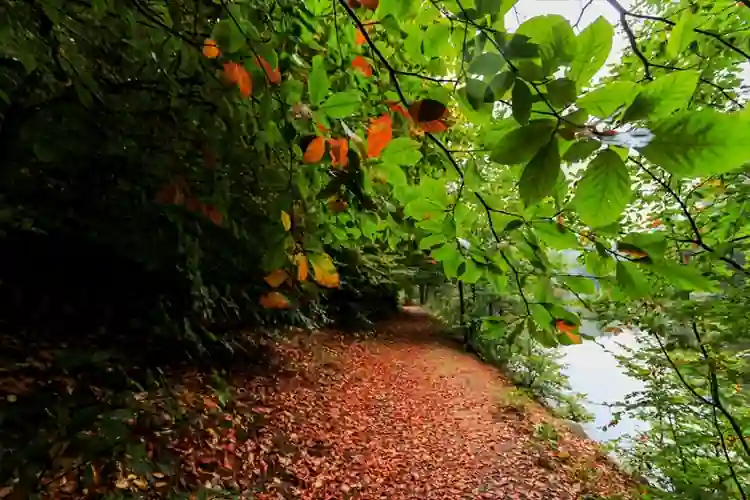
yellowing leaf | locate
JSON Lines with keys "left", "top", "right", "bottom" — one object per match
{"left": 259, "top": 292, "right": 291, "bottom": 309}
{"left": 203, "top": 39, "right": 220, "bottom": 59}
{"left": 294, "top": 253, "right": 309, "bottom": 281}
{"left": 566, "top": 332, "right": 582, "bottom": 344}
{"left": 310, "top": 253, "right": 340, "bottom": 288}
{"left": 264, "top": 269, "right": 289, "bottom": 288}
{"left": 281, "top": 211, "right": 291, "bottom": 231}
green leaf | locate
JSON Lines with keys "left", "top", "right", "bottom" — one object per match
{"left": 380, "top": 137, "right": 423, "bottom": 166}
{"left": 649, "top": 261, "right": 715, "bottom": 291}
{"left": 377, "top": 0, "right": 414, "bottom": 19}
{"left": 561, "top": 276, "right": 596, "bottom": 295}
{"left": 433, "top": 243, "right": 461, "bottom": 278}
{"left": 667, "top": 11, "right": 698, "bottom": 59}
{"left": 641, "top": 109, "right": 750, "bottom": 177}
{"left": 424, "top": 24, "right": 452, "bottom": 58}
{"left": 378, "top": 163, "right": 408, "bottom": 186}
{"left": 488, "top": 72, "right": 515, "bottom": 99}
{"left": 530, "top": 303, "right": 554, "bottom": 330}
{"left": 309, "top": 55, "right": 329, "bottom": 106}
{"left": 572, "top": 150, "right": 631, "bottom": 228}
{"left": 490, "top": 119, "right": 556, "bottom": 165}
{"left": 616, "top": 261, "right": 650, "bottom": 298}
{"left": 320, "top": 90, "right": 361, "bottom": 118}
{"left": 533, "top": 221, "right": 578, "bottom": 249}
{"left": 468, "top": 52, "right": 506, "bottom": 76}
{"left": 563, "top": 140, "right": 600, "bottom": 163}
{"left": 568, "top": 17, "right": 613, "bottom": 86}
{"left": 546, "top": 78, "right": 577, "bottom": 107}
{"left": 519, "top": 137, "right": 561, "bottom": 207}
{"left": 622, "top": 71, "right": 699, "bottom": 122}
{"left": 516, "top": 15, "right": 576, "bottom": 74}
{"left": 578, "top": 82, "right": 639, "bottom": 119}
{"left": 512, "top": 80, "right": 533, "bottom": 125}
{"left": 419, "top": 233, "right": 445, "bottom": 250}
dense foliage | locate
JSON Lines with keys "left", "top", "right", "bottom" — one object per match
{"left": 2, "top": 0, "right": 750, "bottom": 497}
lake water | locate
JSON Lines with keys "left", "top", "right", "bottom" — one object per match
{"left": 559, "top": 321, "right": 648, "bottom": 444}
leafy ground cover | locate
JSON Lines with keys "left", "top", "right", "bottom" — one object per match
{"left": 0, "top": 308, "right": 635, "bottom": 499}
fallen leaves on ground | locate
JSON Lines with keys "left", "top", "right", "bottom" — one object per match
{"left": 6, "top": 310, "right": 636, "bottom": 499}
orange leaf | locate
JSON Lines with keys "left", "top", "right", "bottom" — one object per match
{"left": 294, "top": 254, "right": 309, "bottom": 281}
{"left": 388, "top": 101, "right": 410, "bottom": 120}
{"left": 316, "top": 122, "right": 329, "bottom": 133}
{"left": 264, "top": 269, "right": 289, "bottom": 288}
{"left": 328, "top": 138, "right": 349, "bottom": 168}
{"left": 620, "top": 248, "right": 649, "bottom": 259}
{"left": 367, "top": 114, "right": 393, "bottom": 158}
{"left": 419, "top": 120, "right": 448, "bottom": 133}
{"left": 351, "top": 56, "right": 373, "bottom": 77}
{"left": 359, "top": 0, "right": 379, "bottom": 9}
{"left": 555, "top": 320, "right": 577, "bottom": 334}
{"left": 566, "top": 332, "right": 582, "bottom": 344}
{"left": 155, "top": 180, "right": 185, "bottom": 206}
{"left": 223, "top": 62, "right": 252, "bottom": 97}
{"left": 355, "top": 28, "right": 367, "bottom": 45}
{"left": 259, "top": 291, "right": 292, "bottom": 309}
{"left": 304, "top": 136, "right": 326, "bottom": 163}
{"left": 202, "top": 204, "right": 223, "bottom": 226}
{"left": 203, "top": 39, "right": 220, "bottom": 59}
{"left": 255, "top": 55, "right": 281, "bottom": 84}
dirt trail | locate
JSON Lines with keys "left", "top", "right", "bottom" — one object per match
{"left": 246, "top": 308, "right": 635, "bottom": 499}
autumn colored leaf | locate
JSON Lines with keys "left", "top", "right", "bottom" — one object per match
{"left": 155, "top": 180, "right": 186, "bottom": 205}
{"left": 293, "top": 253, "right": 309, "bottom": 281}
{"left": 388, "top": 101, "right": 410, "bottom": 120}
{"left": 359, "top": 0, "right": 379, "bottom": 9}
{"left": 555, "top": 320, "right": 577, "bottom": 334}
{"left": 304, "top": 136, "right": 326, "bottom": 163}
{"left": 281, "top": 210, "right": 292, "bottom": 231}
{"left": 255, "top": 55, "right": 281, "bottom": 84}
{"left": 203, "top": 39, "right": 220, "bottom": 59}
{"left": 409, "top": 99, "right": 448, "bottom": 123}
{"left": 224, "top": 62, "right": 252, "bottom": 97}
{"left": 620, "top": 248, "right": 649, "bottom": 259}
{"left": 352, "top": 56, "right": 373, "bottom": 77}
{"left": 419, "top": 120, "right": 448, "bottom": 133}
{"left": 264, "top": 269, "right": 290, "bottom": 288}
{"left": 316, "top": 122, "right": 329, "bottom": 133}
{"left": 259, "top": 291, "right": 292, "bottom": 309}
{"left": 367, "top": 114, "right": 393, "bottom": 158}
{"left": 328, "top": 197, "right": 349, "bottom": 213}
{"left": 355, "top": 28, "right": 367, "bottom": 45}
{"left": 202, "top": 204, "right": 223, "bottom": 226}
{"left": 328, "top": 138, "right": 349, "bottom": 168}
{"left": 310, "top": 253, "right": 340, "bottom": 288}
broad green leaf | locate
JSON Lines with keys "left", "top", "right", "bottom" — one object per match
{"left": 621, "top": 232, "right": 667, "bottom": 258}
{"left": 490, "top": 119, "right": 556, "bottom": 165}
{"left": 516, "top": 15, "right": 576, "bottom": 74}
{"left": 667, "top": 11, "right": 698, "bottom": 59}
{"left": 512, "top": 80, "right": 533, "bottom": 125}
{"left": 519, "top": 137, "right": 561, "bottom": 207}
{"left": 320, "top": 90, "right": 360, "bottom": 118}
{"left": 488, "top": 72, "right": 515, "bottom": 99}
{"left": 572, "top": 150, "right": 631, "bottom": 228}
{"left": 641, "top": 109, "right": 750, "bottom": 177}
{"left": 309, "top": 55, "right": 329, "bottom": 106}
{"left": 460, "top": 261, "right": 482, "bottom": 284}
{"left": 433, "top": 243, "right": 461, "bottom": 278}
{"left": 616, "top": 261, "right": 649, "bottom": 298}
{"left": 530, "top": 303, "right": 554, "bottom": 330}
{"left": 546, "top": 78, "right": 577, "bottom": 107}
{"left": 424, "top": 24, "right": 452, "bottom": 58}
{"left": 377, "top": 0, "right": 414, "bottom": 19}
{"left": 561, "top": 276, "right": 596, "bottom": 295}
{"left": 533, "top": 221, "right": 578, "bottom": 249}
{"left": 378, "top": 163, "right": 408, "bottom": 186}
{"left": 468, "top": 52, "right": 506, "bottom": 76}
{"left": 577, "top": 81, "right": 639, "bottom": 119}
{"left": 563, "top": 140, "right": 600, "bottom": 163}
{"left": 419, "top": 233, "right": 445, "bottom": 250}
{"left": 622, "top": 71, "right": 699, "bottom": 122}
{"left": 380, "top": 137, "right": 422, "bottom": 166}
{"left": 475, "top": 0, "right": 516, "bottom": 16}
{"left": 649, "top": 261, "right": 715, "bottom": 291}
{"left": 568, "top": 17, "right": 613, "bottom": 86}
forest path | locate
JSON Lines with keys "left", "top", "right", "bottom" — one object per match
{"left": 246, "top": 308, "right": 635, "bottom": 499}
